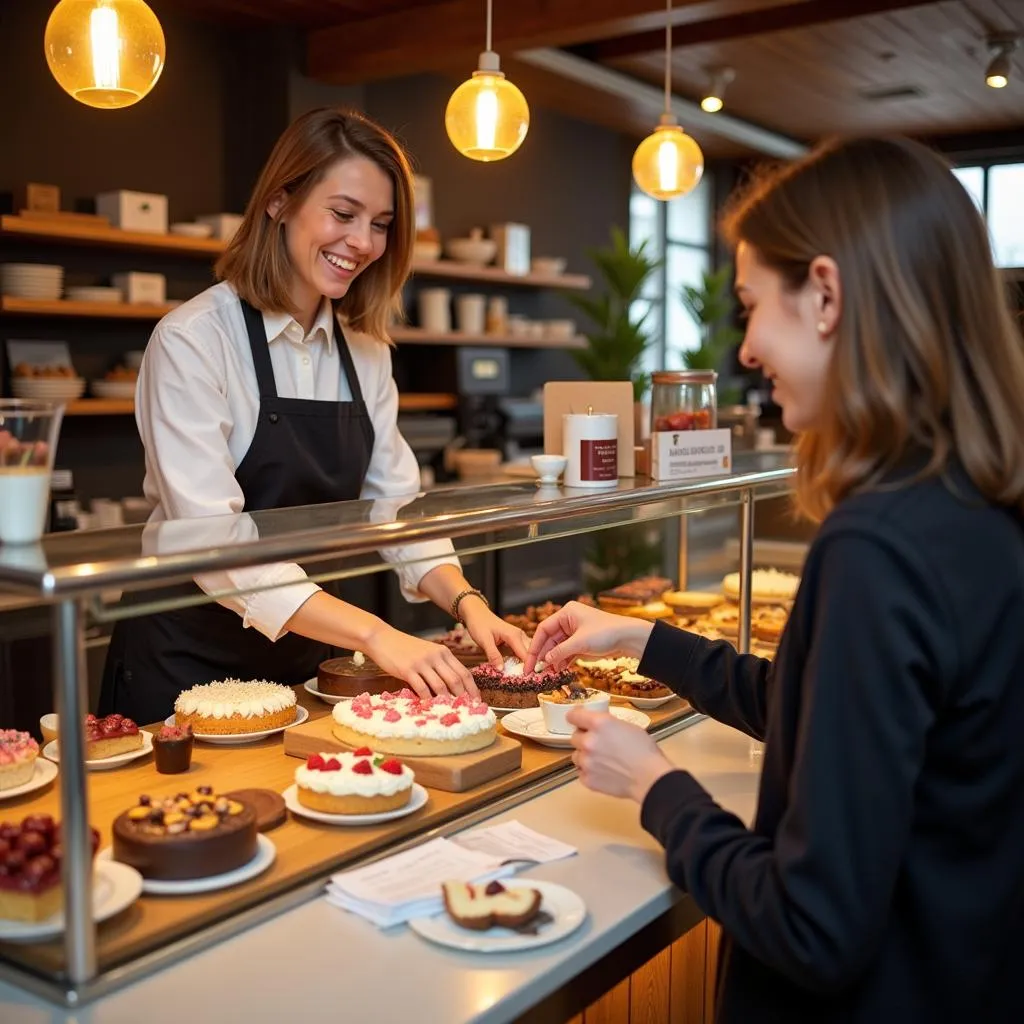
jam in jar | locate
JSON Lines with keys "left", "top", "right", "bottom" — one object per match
{"left": 651, "top": 371, "right": 717, "bottom": 432}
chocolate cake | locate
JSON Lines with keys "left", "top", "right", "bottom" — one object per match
{"left": 317, "top": 653, "right": 402, "bottom": 697}
{"left": 471, "top": 657, "right": 576, "bottom": 709}
{"left": 112, "top": 787, "right": 258, "bottom": 881}
{"left": 434, "top": 623, "right": 486, "bottom": 666}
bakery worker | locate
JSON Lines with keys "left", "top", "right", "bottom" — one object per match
{"left": 99, "top": 108, "right": 528, "bottom": 724}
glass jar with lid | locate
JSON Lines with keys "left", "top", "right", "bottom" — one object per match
{"left": 651, "top": 370, "right": 718, "bottom": 432}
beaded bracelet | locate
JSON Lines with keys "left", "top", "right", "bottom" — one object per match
{"left": 450, "top": 588, "right": 489, "bottom": 623}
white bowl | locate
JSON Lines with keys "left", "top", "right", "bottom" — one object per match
{"left": 445, "top": 237, "right": 497, "bottom": 266}
{"left": 531, "top": 454, "right": 567, "bottom": 483}
{"left": 531, "top": 257, "right": 566, "bottom": 276}
{"left": 545, "top": 319, "right": 576, "bottom": 340}
{"left": 538, "top": 688, "right": 611, "bottom": 734}
{"left": 40, "top": 713, "right": 58, "bottom": 746}
{"left": 170, "top": 222, "right": 214, "bottom": 239}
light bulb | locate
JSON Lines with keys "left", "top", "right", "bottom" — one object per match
{"left": 446, "top": 64, "right": 529, "bottom": 162}
{"left": 986, "top": 71, "right": 1009, "bottom": 88}
{"left": 632, "top": 120, "right": 704, "bottom": 201}
{"left": 700, "top": 94, "right": 724, "bottom": 113}
{"left": 44, "top": 0, "right": 165, "bottom": 109}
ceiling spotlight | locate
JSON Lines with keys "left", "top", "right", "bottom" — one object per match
{"left": 701, "top": 67, "right": 735, "bottom": 113}
{"left": 985, "top": 34, "right": 1018, "bottom": 89}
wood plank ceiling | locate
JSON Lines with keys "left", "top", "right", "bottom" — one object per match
{"left": 170, "top": 0, "right": 1024, "bottom": 155}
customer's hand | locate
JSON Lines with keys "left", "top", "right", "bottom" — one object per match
{"left": 524, "top": 600, "right": 654, "bottom": 673}
{"left": 568, "top": 708, "right": 675, "bottom": 803}
{"left": 460, "top": 598, "right": 531, "bottom": 668}
{"left": 365, "top": 627, "right": 479, "bottom": 700}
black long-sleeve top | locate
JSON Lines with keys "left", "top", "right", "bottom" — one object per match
{"left": 638, "top": 467, "right": 1024, "bottom": 1022}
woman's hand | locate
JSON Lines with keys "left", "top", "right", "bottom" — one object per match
{"left": 460, "top": 598, "right": 531, "bottom": 668}
{"left": 524, "top": 600, "right": 654, "bottom": 673}
{"left": 364, "top": 625, "right": 478, "bottom": 700}
{"left": 568, "top": 708, "right": 676, "bottom": 803}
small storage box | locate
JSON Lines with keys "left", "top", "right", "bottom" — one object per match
{"left": 197, "top": 213, "right": 243, "bottom": 241}
{"left": 96, "top": 190, "right": 169, "bottom": 234}
{"left": 113, "top": 272, "right": 166, "bottom": 305}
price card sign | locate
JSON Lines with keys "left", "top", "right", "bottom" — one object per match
{"left": 651, "top": 428, "right": 733, "bottom": 481}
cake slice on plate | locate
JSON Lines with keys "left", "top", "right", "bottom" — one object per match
{"left": 441, "top": 879, "right": 542, "bottom": 930}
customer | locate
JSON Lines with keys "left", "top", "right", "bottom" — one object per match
{"left": 526, "top": 137, "right": 1024, "bottom": 1022}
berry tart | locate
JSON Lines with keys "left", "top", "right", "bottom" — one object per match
{"left": 317, "top": 652, "right": 402, "bottom": 698}
{"left": 0, "top": 815, "right": 100, "bottom": 922}
{"left": 0, "top": 730, "right": 39, "bottom": 791}
{"left": 442, "top": 879, "right": 542, "bottom": 931}
{"left": 295, "top": 749, "right": 414, "bottom": 814}
{"left": 471, "top": 657, "right": 575, "bottom": 710}
{"left": 174, "top": 679, "right": 297, "bottom": 735}
{"left": 112, "top": 787, "right": 257, "bottom": 881}
{"left": 85, "top": 713, "right": 143, "bottom": 760}
{"left": 332, "top": 689, "right": 497, "bottom": 756}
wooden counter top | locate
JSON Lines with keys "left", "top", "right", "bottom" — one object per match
{"left": 0, "top": 686, "right": 693, "bottom": 980}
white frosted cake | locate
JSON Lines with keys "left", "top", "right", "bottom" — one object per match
{"left": 722, "top": 568, "right": 799, "bottom": 604}
{"left": 295, "top": 749, "right": 415, "bottom": 814}
{"left": 174, "top": 679, "right": 297, "bottom": 735}
{"left": 332, "top": 689, "right": 497, "bottom": 756}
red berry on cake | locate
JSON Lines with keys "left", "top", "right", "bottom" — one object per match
{"left": 306, "top": 754, "right": 326, "bottom": 770}
{"left": 353, "top": 747, "right": 374, "bottom": 756}
{"left": 378, "top": 758, "right": 404, "bottom": 775}
{"left": 441, "top": 880, "right": 543, "bottom": 931}
{"left": 351, "top": 759, "right": 373, "bottom": 775}
{"left": 440, "top": 712, "right": 460, "bottom": 727}
{"left": 323, "top": 758, "right": 342, "bottom": 772}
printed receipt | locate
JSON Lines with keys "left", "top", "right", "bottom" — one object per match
{"left": 452, "top": 820, "right": 577, "bottom": 864}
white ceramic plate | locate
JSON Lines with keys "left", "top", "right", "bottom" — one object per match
{"left": 302, "top": 677, "right": 350, "bottom": 706}
{"left": 618, "top": 692, "right": 679, "bottom": 710}
{"left": 408, "top": 879, "right": 587, "bottom": 953}
{"left": 282, "top": 783, "right": 428, "bottom": 825}
{"left": 163, "top": 705, "right": 308, "bottom": 744}
{"left": 97, "top": 833, "right": 276, "bottom": 896}
{"left": 501, "top": 707, "right": 650, "bottom": 748}
{"left": 42, "top": 730, "right": 154, "bottom": 770}
{"left": 0, "top": 860, "right": 142, "bottom": 943}
{"left": 0, "top": 758, "right": 58, "bottom": 801}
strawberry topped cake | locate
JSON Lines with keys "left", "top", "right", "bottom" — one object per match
{"left": 331, "top": 689, "right": 497, "bottom": 756}
{"left": 85, "top": 714, "right": 142, "bottom": 760}
{"left": 0, "top": 730, "right": 39, "bottom": 791}
{"left": 471, "top": 657, "right": 576, "bottom": 710}
{"left": 295, "top": 750, "right": 415, "bottom": 814}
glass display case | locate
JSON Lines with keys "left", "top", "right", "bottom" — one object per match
{"left": 0, "top": 451, "right": 794, "bottom": 1006}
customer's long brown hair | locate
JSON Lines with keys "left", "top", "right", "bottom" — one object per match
{"left": 216, "top": 107, "right": 415, "bottom": 342}
{"left": 722, "top": 136, "right": 1024, "bottom": 521}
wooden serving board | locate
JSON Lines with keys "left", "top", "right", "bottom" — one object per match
{"left": 283, "top": 713, "right": 522, "bottom": 792}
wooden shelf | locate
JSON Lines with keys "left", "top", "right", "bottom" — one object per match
{"left": 61, "top": 394, "right": 457, "bottom": 416}
{"left": 1, "top": 296, "right": 176, "bottom": 319}
{"left": 411, "top": 259, "right": 590, "bottom": 290}
{"left": 391, "top": 326, "right": 587, "bottom": 349}
{"left": 0, "top": 215, "right": 225, "bottom": 257}
{"left": 397, "top": 392, "right": 458, "bottom": 411}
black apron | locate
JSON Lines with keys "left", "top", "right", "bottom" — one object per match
{"left": 99, "top": 299, "right": 375, "bottom": 724}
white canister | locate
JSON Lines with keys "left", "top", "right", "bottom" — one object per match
{"left": 563, "top": 411, "right": 619, "bottom": 488}
{"left": 455, "top": 293, "right": 486, "bottom": 335}
{"left": 418, "top": 288, "right": 451, "bottom": 333}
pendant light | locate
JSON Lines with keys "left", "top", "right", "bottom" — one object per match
{"left": 44, "top": 0, "right": 165, "bottom": 109}
{"left": 632, "top": 0, "right": 704, "bottom": 201}
{"left": 445, "top": 0, "right": 530, "bottom": 162}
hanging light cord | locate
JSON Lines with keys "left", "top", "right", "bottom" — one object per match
{"left": 486, "top": 0, "right": 493, "bottom": 53}
{"left": 664, "top": 0, "right": 672, "bottom": 115}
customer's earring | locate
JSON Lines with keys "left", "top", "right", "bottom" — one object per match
{"left": 817, "top": 321, "right": 828, "bottom": 334}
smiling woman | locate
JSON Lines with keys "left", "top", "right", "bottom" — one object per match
{"left": 98, "top": 108, "right": 530, "bottom": 725}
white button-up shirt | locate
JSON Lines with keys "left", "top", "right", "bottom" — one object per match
{"left": 136, "top": 281, "right": 458, "bottom": 641}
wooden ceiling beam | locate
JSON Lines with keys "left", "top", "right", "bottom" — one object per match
{"left": 306, "top": 0, "right": 745, "bottom": 85}
{"left": 579, "top": 0, "right": 944, "bottom": 62}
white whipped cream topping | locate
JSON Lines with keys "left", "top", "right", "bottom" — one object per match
{"left": 502, "top": 656, "right": 546, "bottom": 677}
{"left": 352, "top": 651, "right": 366, "bottom": 667}
{"left": 333, "top": 693, "right": 496, "bottom": 742}
{"left": 576, "top": 657, "right": 640, "bottom": 673}
{"left": 175, "top": 679, "right": 297, "bottom": 719}
{"left": 620, "top": 670, "right": 651, "bottom": 683}
{"left": 295, "top": 750, "right": 414, "bottom": 797}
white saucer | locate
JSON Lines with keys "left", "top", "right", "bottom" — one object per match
{"left": 303, "top": 677, "right": 350, "bottom": 706}
{"left": 619, "top": 693, "right": 679, "bottom": 710}
{"left": 163, "top": 705, "right": 309, "bottom": 744}
{"left": 97, "top": 833, "right": 276, "bottom": 896}
{"left": 408, "top": 879, "right": 587, "bottom": 953}
{"left": 42, "top": 731, "right": 154, "bottom": 770}
{"left": 0, "top": 758, "right": 58, "bottom": 800}
{"left": 282, "top": 783, "right": 428, "bottom": 825}
{"left": 0, "top": 860, "right": 143, "bottom": 943}
{"left": 501, "top": 706, "right": 650, "bottom": 748}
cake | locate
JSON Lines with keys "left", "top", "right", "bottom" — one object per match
{"left": 619, "top": 601, "right": 673, "bottom": 621}
{"left": 153, "top": 724, "right": 193, "bottom": 774}
{"left": 174, "top": 679, "right": 297, "bottom": 734}
{"left": 317, "top": 653, "right": 402, "bottom": 697}
{"left": 0, "top": 815, "right": 100, "bottom": 922}
{"left": 596, "top": 576, "right": 674, "bottom": 611}
{"left": 752, "top": 605, "right": 789, "bottom": 644}
{"left": 434, "top": 623, "right": 486, "bottom": 666}
{"left": 471, "top": 657, "right": 576, "bottom": 709}
{"left": 332, "top": 689, "right": 497, "bottom": 756}
{"left": 85, "top": 713, "right": 142, "bottom": 760}
{"left": 0, "top": 730, "right": 39, "bottom": 790}
{"left": 111, "top": 787, "right": 258, "bottom": 880}
{"left": 722, "top": 568, "right": 799, "bottom": 604}
{"left": 575, "top": 657, "right": 673, "bottom": 699}
{"left": 661, "top": 590, "right": 725, "bottom": 614}
{"left": 295, "top": 749, "right": 414, "bottom": 814}
{"left": 502, "top": 601, "right": 564, "bottom": 637}
{"left": 442, "top": 880, "right": 542, "bottom": 931}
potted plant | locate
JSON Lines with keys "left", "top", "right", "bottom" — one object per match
{"left": 678, "top": 262, "right": 745, "bottom": 405}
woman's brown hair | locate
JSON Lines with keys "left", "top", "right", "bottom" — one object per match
{"left": 216, "top": 107, "right": 415, "bottom": 342}
{"left": 722, "top": 136, "right": 1024, "bottom": 521}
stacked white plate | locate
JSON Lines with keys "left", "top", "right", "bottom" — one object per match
{"left": 0, "top": 264, "right": 63, "bottom": 300}
{"left": 66, "top": 286, "right": 124, "bottom": 304}
{"left": 91, "top": 379, "right": 136, "bottom": 400}
{"left": 12, "top": 376, "right": 86, "bottom": 400}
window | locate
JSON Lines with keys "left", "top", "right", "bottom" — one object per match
{"left": 951, "top": 161, "right": 1024, "bottom": 268}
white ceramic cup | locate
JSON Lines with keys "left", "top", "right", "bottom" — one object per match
{"left": 418, "top": 288, "right": 452, "bottom": 333}
{"left": 455, "top": 293, "right": 486, "bottom": 334}
{"left": 538, "top": 689, "right": 611, "bottom": 734}
{"left": 530, "top": 454, "right": 567, "bottom": 483}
